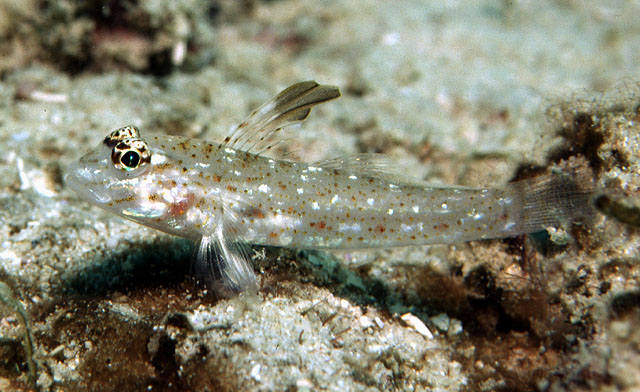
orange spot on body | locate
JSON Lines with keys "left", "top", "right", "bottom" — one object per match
{"left": 244, "top": 207, "right": 265, "bottom": 219}
{"left": 169, "top": 193, "right": 195, "bottom": 216}
{"left": 433, "top": 223, "right": 450, "bottom": 231}
{"left": 154, "top": 163, "right": 172, "bottom": 170}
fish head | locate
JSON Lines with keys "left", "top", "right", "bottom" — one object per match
{"left": 65, "top": 125, "right": 167, "bottom": 220}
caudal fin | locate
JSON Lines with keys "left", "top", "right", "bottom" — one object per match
{"left": 511, "top": 166, "right": 595, "bottom": 234}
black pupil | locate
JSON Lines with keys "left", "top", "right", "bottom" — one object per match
{"left": 121, "top": 150, "right": 140, "bottom": 168}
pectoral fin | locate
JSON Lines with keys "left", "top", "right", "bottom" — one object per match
{"left": 192, "top": 228, "right": 257, "bottom": 298}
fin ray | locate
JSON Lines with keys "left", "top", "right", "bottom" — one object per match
{"left": 192, "top": 227, "right": 257, "bottom": 298}
{"left": 223, "top": 81, "right": 340, "bottom": 156}
{"left": 314, "top": 153, "right": 425, "bottom": 185}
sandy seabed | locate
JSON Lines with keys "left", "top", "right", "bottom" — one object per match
{"left": 1, "top": 1, "right": 640, "bottom": 391}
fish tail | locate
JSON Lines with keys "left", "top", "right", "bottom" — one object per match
{"left": 509, "top": 165, "right": 596, "bottom": 234}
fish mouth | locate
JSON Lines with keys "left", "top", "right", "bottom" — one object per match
{"left": 64, "top": 161, "right": 113, "bottom": 204}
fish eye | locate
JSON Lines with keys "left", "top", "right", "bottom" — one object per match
{"left": 112, "top": 138, "right": 151, "bottom": 172}
{"left": 120, "top": 150, "right": 141, "bottom": 170}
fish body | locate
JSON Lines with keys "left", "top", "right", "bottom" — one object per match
{"left": 66, "top": 81, "right": 594, "bottom": 296}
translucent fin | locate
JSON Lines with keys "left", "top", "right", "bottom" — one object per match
{"left": 314, "top": 154, "right": 390, "bottom": 175}
{"left": 314, "top": 153, "right": 425, "bottom": 185}
{"left": 510, "top": 166, "right": 596, "bottom": 233}
{"left": 192, "top": 228, "right": 257, "bottom": 298}
{"left": 223, "top": 81, "right": 341, "bottom": 155}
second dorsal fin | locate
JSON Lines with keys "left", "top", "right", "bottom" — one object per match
{"left": 313, "top": 154, "right": 427, "bottom": 186}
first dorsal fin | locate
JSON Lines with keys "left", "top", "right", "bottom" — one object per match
{"left": 222, "top": 81, "right": 340, "bottom": 155}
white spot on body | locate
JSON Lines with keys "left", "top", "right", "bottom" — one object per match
{"left": 499, "top": 196, "right": 513, "bottom": 206}
{"left": 151, "top": 154, "right": 167, "bottom": 164}
{"left": 339, "top": 223, "right": 361, "bottom": 232}
{"left": 162, "top": 190, "right": 175, "bottom": 203}
{"left": 258, "top": 184, "right": 270, "bottom": 193}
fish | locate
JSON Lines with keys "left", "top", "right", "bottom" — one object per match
{"left": 65, "top": 81, "right": 595, "bottom": 297}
